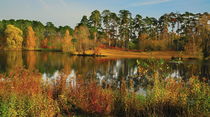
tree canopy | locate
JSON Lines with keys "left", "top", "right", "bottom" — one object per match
{"left": 4, "top": 25, "right": 23, "bottom": 50}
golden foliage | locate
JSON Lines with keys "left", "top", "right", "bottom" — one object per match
{"left": 62, "top": 30, "right": 74, "bottom": 53}
{"left": 74, "top": 25, "right": 91, "bottom": 54}
{"left": 139, "top": 39, "right": 169, "bottom": 51}
{"left": 4, "top": 25, "right": 23, "bottom": 50}
{"left": 26, "top": 26, "right": 36, "bottom": 50}
{"left": 138, "top": 33, "right": 149, "bottom": 40}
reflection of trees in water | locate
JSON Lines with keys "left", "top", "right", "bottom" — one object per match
{"left": 0, "top": 51, "right": 209, "bottom": 85}
{"left": 26, "top": 51, "right": 37, "bottom": 70}
{"left": 170, "top": 60, "right": 210, "bottom": 81}
{"left": 60, "top": 55, "right": 76, "bottom": 74}
{"left": 72, "top": 57, "right": 98, "bottom": 79}
{"left": 6, "top": 51, "right": 23, "bottom": 73}
{"left": 201, "top": 61, "right": 210, "bottom": 80}
{"left": 0, "top": 52, "right": 7, "bottom": 73}
{"left": 36, "top": 52, "right": 63, "bottom": 75}
{"left": 93, "top": 59, "right": 139, "bottom": 89}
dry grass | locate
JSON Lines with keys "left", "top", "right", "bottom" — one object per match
{"left": 96, "top": 49, "right": 197, "bottom": 59}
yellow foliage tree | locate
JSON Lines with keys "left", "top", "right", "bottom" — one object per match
{"left": 74, "top": 24, "right": 91, "bottom": 54}
{"left": 26, "top": 26, "right": 36, "bottom": 50}
{"left": 62, "top": 30, "right": 74, "bottom": 53}
{"left": 4, "top": 25, "right": 23, "bottom": 50}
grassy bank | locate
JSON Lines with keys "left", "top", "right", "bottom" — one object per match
{"left": 3, "top": 48, "right": 201, "bottom": 59}
{"left": 78, "top": 49, "right": 200, "bottom": 59}
{"left": 0, "top": 67, "right": 209, "bottom": 116}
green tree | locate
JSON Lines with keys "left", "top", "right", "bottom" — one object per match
{"left": 89, "top": 10, "right": 102, "bottom": 42}
{"left": 80, "top": 15, "right": 89, "bottom": 26}
{"left": 110, "top": 12, "right": 120, "bottom": 47}
{"left": 119, "top": 10, "right": 132, "bottom": 48}
{"left": 102, "top": 10, "right": 111, "bottom": 37}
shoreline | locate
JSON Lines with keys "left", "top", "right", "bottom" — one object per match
{"left": 0, "top": 48, "right": 203, "bottom": 59}
{"left": 83, "top": 49, "right": 201, "bottom": 59}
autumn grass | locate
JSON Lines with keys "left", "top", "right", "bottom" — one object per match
{"left": 82, "top": 48, "right": 199, "bottom": 59}
{"left": 0, "top": 68, "right": 209, "bottom": 116}
{"left": 21, "top": 47, "right": 200, "bottom": 59}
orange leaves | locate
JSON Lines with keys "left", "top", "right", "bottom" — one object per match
{"left": 69, "top": 80, "right": 113, "bottom": 115}
{"left": 41, "top": 38, "right": 48, "bottom": 48}
{"left": 26, "top": 26, "right": 37, "bottom": 50}
{"left": 0, "top": 68, "right": 42, "bottom": 96}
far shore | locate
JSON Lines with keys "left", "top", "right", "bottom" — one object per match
{"left": 83, "top": 49, "right": 200, "bottom": 59}
{"left": 0, "top": 48, "right": 203, "bottom": 59}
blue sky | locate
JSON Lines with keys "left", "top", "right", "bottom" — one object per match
{"left": 0, "top": 0, "right": 209, "bottom": 28}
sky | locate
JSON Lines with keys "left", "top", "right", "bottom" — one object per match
{"left": 0, "top": 0, "right": 209, "bottom": 28}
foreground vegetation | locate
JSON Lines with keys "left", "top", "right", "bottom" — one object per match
{"left": 0, "top": 59, "right": 209, "bottom": 116}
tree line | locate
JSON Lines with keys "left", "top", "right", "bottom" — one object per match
{"left": 0, "top": 10, "right": 209, "bottom": 57}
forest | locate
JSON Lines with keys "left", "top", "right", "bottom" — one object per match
{"left": 0, "top": 10, "right": 209, "bottom": 58}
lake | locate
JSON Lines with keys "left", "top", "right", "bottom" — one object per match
{"left": 0, "top": 51, "right": 209, "bottom": 91}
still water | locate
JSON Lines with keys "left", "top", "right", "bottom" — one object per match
{"left": 0, "top": 51, "right": 209, "bottom": 90}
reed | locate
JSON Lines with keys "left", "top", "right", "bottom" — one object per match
{"left": 0, "top": 67, "right": 209, "bottom": 116}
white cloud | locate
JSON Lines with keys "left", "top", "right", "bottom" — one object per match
{"left": 131, "top": 0, "right": 172, "bottom": 7}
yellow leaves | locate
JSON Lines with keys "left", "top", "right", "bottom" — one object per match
{"left": 62, "top": 30, "right": 74, "bottom": 53}
{"left": 5, "top": 24, "right": 23, "bottom": 35}
{"left": 152, "top": 76, "right": 185, "bottom": 105}
{"left": 138, "top": 67, "right": 148, "bottom": 76}
{"left": 74, "top": 25, "right": 90, "bottom": 41}
{"left": 4, "top": 24, "right": 23, "bottom": 50}
{"left": 189, "top": 76, "right": 202, "bottom": 94}
{"left": 74, "top": 25, "right": 93, "bottom": 53}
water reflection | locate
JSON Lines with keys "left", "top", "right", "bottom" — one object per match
{"left": 8, "top": 51, "right": 22, "bottom": 73}
{"left": 0, "top": 51, "right": 209, "bottom": 89}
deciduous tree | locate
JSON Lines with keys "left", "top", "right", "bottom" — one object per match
{"left": 26, "top": 26, "right": 36, "bottom": 50}
{"left": 62, "top": 30, "right": 74, "bottom": 53}
{"left": 74, "top": 24, "right": 91, "bottom": 54}
{"left": 4, "top": 24, "right": 23, "bottom": 50}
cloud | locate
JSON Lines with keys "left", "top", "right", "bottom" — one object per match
{"left": 131, "top": 0, "right": 172, "bottom": 7}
